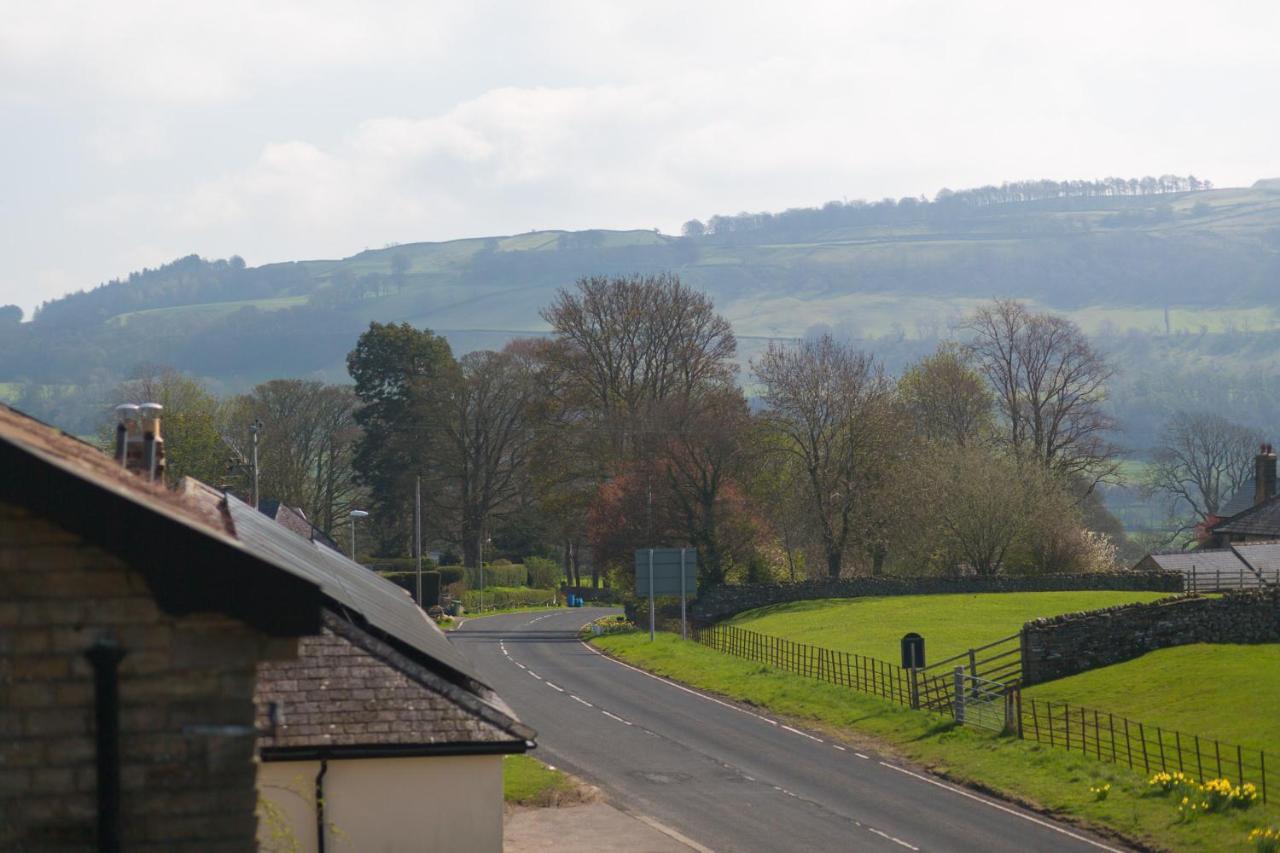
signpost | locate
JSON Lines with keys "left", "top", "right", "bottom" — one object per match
{"left": 901, "top": 633, "right": 925, "bottom": 710}
{"left": 634, "top": 548, "right": 699, "bottom": 641}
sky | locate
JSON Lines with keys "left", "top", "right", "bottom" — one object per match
{"left": 2, "top": 0, "right": 1278, "bottom": 316}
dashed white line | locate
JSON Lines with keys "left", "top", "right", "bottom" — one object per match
{"left": 528, "top": 671, "right": 542, "bottom": 680}
{"left": 601, "top": 710, "right": 632, "bottom": 726}
{"left": 832, "top": 744, "right": 846, "bottom": 751}
{"left": 579, "top": 638, "right": 779, "bottom": 725}
{"left": 780, "top": 724, "right": 823, "bottom": 743}
{"left": 515, "top": 662, "right": 526, "bottom": 669}
{"left": 876, "top": 761, "right": 1126, "bottom": 852}
{"left": 855, "top": 752, "right": 870, "bottom": 760}
{"left": 570, "top": 695, "right": 594, "bottom": 707}
{"left": 546, "top": 681, "right": 565, "bottom": 692}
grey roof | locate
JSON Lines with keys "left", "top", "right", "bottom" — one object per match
{"left": 1233, "top": 541, "right": 1280, "bottom": 575}
{"left": 1212, "top": 495, "right": 1280, "bottom": 538}
{"left": 256, "top": 611, "right": 533, "bottom": 755}
{"left": 1142, "top": 549, "right": 1247, "bottom": 574}
{"left": 1218, "top": 477, "right": 1257, "bottom": 519}
{"left": 221, "top": 491, "right": 485, "bottom": 693}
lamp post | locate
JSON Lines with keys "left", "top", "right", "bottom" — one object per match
{"left": 349, "top": 509, "right": 369, "bottom": 562}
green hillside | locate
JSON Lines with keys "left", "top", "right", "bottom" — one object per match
{"left": 5, "top": 180, "right": 1280, "bottom": 440}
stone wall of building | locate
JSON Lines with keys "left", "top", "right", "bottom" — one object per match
{"left": 0, "top": 501, "right": 296, "bottom": 852}
{"left": 688, "top": 572, "right": 1184, "bottom": 623}
{"left": 1020, "top": 590, "right": 1280, "bottom": 685}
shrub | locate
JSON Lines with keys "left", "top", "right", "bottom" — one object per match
{"left": 464, "top": 564, "right": 525, "bottom": 588}
{"left": 461, "top": 586, "right": 558, "bottom": 612}
{"left": 526, "top": 556, "right": 561, "bottom": 589}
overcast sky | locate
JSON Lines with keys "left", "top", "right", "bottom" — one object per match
{"left": 2, "top": 0, "right": 1277, "bottom": 315}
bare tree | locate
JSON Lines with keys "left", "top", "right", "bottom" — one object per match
{"left": 1144, "top": 411, "right": 1264, "bottom": 532}
{"left": 754, "top": 335, "right": 900, "bottom": 578}
{"left": 439, "top": 348, "right": 540, "bottom": 568}
{"left": 659, "top": 388, "right": 754, "bottom": 586}
{"left": 540, "top": 273, "right": 736, "bottom": 459}
{"left": 962, "top": 299, "right": 1119, "bottom": 489}
{"left": 898, "top": 343, "right": 994, "bottom": 446}
{"left": 226, "top": 380, "right": 361, "bottom": 534}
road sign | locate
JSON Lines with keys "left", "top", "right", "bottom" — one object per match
{"left": 635, "top": 548, "right": 698, "bottom": 642}
{"left": 633, "top": 549, "right": 698, "bottom": 596}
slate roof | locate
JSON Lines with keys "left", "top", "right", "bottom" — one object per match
{"left": 1233, "top": 542, "right": 1280, "bottom": 576}
{"left": 0, "top": 402, "right": 323, "bottom": 636}
{"left": 1141, "top": 549, "right": 1247, "bottom": 575}
{"left": 257, "top": 499, "right": 341, "bottom": 552}
{"left": 179, "top": 482, "right": 488, "bottom": 695}
{"left": 1212, "top": 494, "right": 1280, "bottom": 538}
{"left": 256, "top": 611, "right": 532, "bottom": 756}
{"left": 1218, "top": 477, "right": 1258, "bottom": 519}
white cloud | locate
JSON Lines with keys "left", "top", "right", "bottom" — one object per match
{"left": 3, "top": 0, "right": 1280, "bottom": 314}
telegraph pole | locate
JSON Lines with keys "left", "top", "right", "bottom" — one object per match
{"left": 414, "top": 476, "right": 423, "bottom": 606}
{"left": 249, "top": 420, "right": 262, "bottom": 509}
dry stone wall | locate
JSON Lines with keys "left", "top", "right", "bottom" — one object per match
{"left": 1020, "top": 590, "right": 1280, "bottom": 685}
{"left": 688, "top": 572, "right": 1183, "bottom": 623}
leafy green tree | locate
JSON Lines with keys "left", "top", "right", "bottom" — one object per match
{"left": 898, "top": 344, "right": 993, "bottom": 447}
{"left": 347, "top": 323, "right": 457, "bottom": 554}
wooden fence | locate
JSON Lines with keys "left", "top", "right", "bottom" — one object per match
{"left": 691, "top": 622, "right": 1271, "bottom": 803}
{"left": 1186, "top": 565, "right": 1280, "bottom": 593}
{"left": 1021, "top": 698, "right": 1271, "bottom": 803}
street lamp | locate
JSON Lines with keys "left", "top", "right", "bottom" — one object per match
{"left": 349, "top": 509, "right": 369, "bottom": 562}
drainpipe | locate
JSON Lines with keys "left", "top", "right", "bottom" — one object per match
{"left": 315, "top": 759, "right": 329, "bottom": 853}
{"left": 85, "top": 639, "right": 127, "bottom": 853}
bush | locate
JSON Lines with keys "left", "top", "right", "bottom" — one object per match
{"left": 526, "top": 556, "right": 561, "bottom": 589}
{"left": 464, "top": 564, "right": 526, "bottom": 588}
{"left": 461, "top": 586, "right": 558, "bottom": 612}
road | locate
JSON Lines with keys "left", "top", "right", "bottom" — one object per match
{"left": 453, "top": 608, "right": 1129, "bottom": 853}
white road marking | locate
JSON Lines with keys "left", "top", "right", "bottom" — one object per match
{"left": 580, "top": 637, "right": 779, "bottom": 725}
{"left": 601, "top": 710, "right": 632, "bottom": 726}
{"left": 855, "top": 753, "right": 870, "bottom": 760}
{"left": 780, "top": 724, "right": 823, "bottom": 743}
{"left": 891, "top": 837, "right": 919, "bottom": 851}
{"left": 528, "top": 671, "right": 542, "bottom": 680}
{"left": 570, "top": 695, "right": 594, "bottom": 707}
{"left": 832, "top": 745, "right": 846, "bottom": 752}
{"left": 876, "top": 761, "right": 1127, "bottom": 852}
{"left": 515, "top": 662, "right": 526, "bottom": 669}
{"left": 546, "top": 681, "right": 565, "bottom": 692}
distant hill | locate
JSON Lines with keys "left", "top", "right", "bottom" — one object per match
{"left": 4, "top": 178, "right": 1280, "bottom": 436}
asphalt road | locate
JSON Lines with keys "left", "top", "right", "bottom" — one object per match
{"left": 453, "top": 608, "right": 1129, "bottom": 853}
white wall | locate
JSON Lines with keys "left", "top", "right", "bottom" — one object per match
{"left": 258, "top": 754, "right": 504, "bottom": 852}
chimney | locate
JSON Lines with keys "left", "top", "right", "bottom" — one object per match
{"left": 115, "top": 402, "right": 166, "bottom": 484}
{"left": 1255, "top": 443, "right": 1277, "bottom": 506}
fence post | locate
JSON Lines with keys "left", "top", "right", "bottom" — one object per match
{"left": 910, "top": 667, "right": 920, "bottom": 710}
{"left": 953, "top": 667, "right": 965, "bottom": 724}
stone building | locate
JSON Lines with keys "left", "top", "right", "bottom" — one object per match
{"left": 1, "top": 402, "right": 534, "bottom": 851}
{"left": 0, "top": 403, "right": 323, "bottom": 850}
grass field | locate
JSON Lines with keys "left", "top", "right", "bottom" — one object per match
{"left": 593, "top": 631, "right": 1279, "bottom": 852}
{"left": 503, "top": 754, "right": 577, "bottom": 805}
{"left": 105, "top": 295, "right": 308, "bottom": 326}
{"left": 729, "top": 591, "right": 1172, "bottom": 664}
{"left": 1025, "top": 644, "right": 1280, "bottom": 753}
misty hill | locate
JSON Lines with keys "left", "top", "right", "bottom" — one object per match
{"left": 4, "top": 178, "right": 1280, "bottom": 442}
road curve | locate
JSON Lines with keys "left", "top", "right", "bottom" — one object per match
{"left": 453, "top": 608, "right": 1129, "bottom": 853}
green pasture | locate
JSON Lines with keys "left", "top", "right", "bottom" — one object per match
{"left": 1025, "top": 644, "right": 1280, "bottom": 754}
{"left": 593, "top": 631, "right": 1279, "bottom": 851}
{"left": 106, "top": 295, "right": 308, "bottom": 327}
{"left": 729, "top": 591, "right": 1171, "bottom": 664}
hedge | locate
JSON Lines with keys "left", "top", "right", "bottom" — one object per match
{"left": 461, "top": 586, "right": 559, "bottom": 612}
{"left": 464, "top": 564, "right": 526, "bottom": 588}
{"left": 525, "top": 556, "right": 561, "bottom": 589}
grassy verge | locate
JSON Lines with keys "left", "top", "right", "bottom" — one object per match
{"left": 503, "top": 754, "right": 592, "bottom": 807}
{"left": 442, "top": 604, "right": 570, "bottom": 629}
{"left": 592, "top": 631, "right": 1279, "bottom": 852}
{"left": 1025, "top": 644, "right": 1280, "bottom": 753}
{"left": 729, "top": 591, "right": 1172, "bottom": 663}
